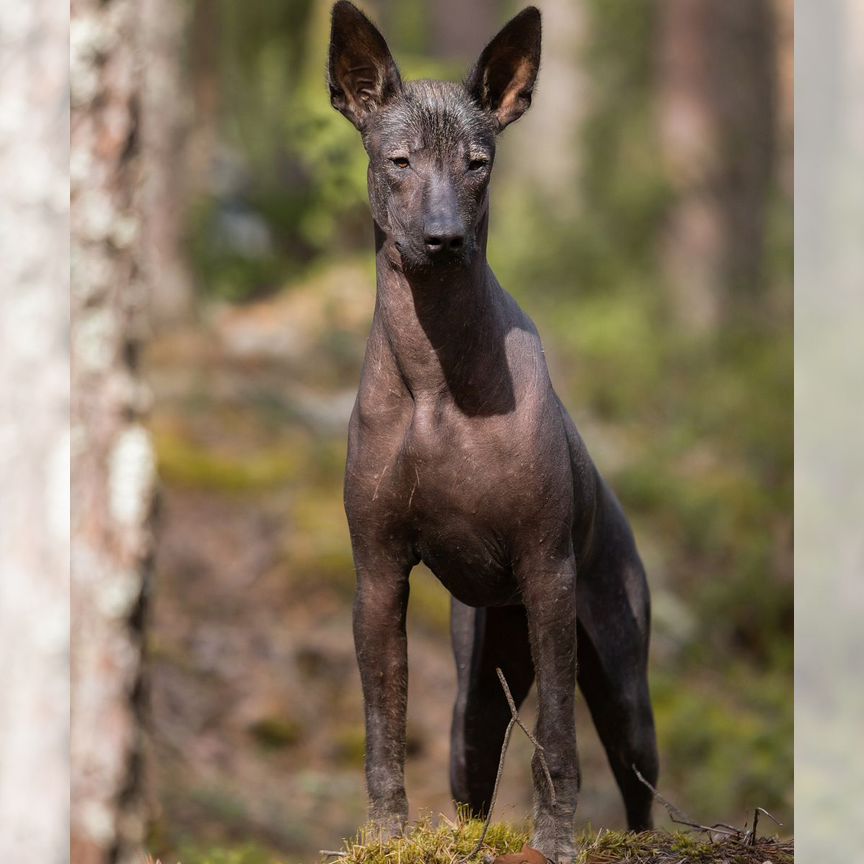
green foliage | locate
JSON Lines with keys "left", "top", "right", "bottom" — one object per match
{"left": 186, "top": 0, "right": 370, "bottom": 301}
{"left": 288, "top": 83, "right": 371, "bottom": 255}
{"left": 652, "top": 666, "right": 793, "bottom": 821}
{"left": 187, "top": 199, "right": 287, "bottom": 303}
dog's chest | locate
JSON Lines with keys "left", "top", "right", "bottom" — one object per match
{"left": 401, "top": 406, "right": 552, "bottom": 604}
{"left": 404, "top": 400, "right": 541, "bottom": 520}
{"left": 403, "top": 400, "right": 522, "bottom": 508}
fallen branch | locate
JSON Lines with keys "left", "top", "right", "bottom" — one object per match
{"left": 632, "top": 765, "right": 784, "bottom": 845}
{"left": 631, "top": 765, "right": 742, "bottom": 838}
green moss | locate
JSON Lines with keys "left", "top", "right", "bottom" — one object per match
{"left": 248, "top": 716, "right": 303, "bottom": 750}
{"left": 153, "top": 822, "right": 793, "bottom": 864}
{"left": 314, "top": 819, "right": 792, "bottom": 864}
{"left": 173, "top": 840, "right": 287, "bottom": 864}
{"left": 326, "top": 817, "right": 528, "bottom": 864}
{"left": 154, "top": 430, "right": 302, "bottom": 492}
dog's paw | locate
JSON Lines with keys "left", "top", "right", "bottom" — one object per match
{"left": 530, "top": 802, "right": 580, "bottom": 864}
{"left": 529, "top": 830, "right": 578, "bottom": 864}
{"left": 551, "top": 846, "right": 578, "bottom": 864}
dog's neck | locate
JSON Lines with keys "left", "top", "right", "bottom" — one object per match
{"left": 372, "top": 208, "right": 515, "bottom": 416}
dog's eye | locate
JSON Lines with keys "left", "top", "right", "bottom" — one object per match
{"left": 468, "top": 158, "right": 488, "bottom": 171}
{"left": 390, "top": 157, "right": 410, "bottom": 169}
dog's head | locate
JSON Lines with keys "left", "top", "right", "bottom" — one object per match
{"left": 327, "top": 1, "right": 541, "bottom": 272}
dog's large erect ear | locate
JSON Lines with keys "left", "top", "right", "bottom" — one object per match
{"left": 328, "top": 1, "right": 402, "bottom": 130}
{"left": 466, "top": 7, "right": 541, "bottom": 132}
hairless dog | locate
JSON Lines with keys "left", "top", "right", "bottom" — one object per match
{"left": 328, "top": 4, "right": 659, "bottom": 860}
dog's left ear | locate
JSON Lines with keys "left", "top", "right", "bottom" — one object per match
{"left": 466, "top": 7, "right": 541, "bottom": 132}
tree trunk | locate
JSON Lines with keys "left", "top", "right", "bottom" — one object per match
{"left": 187, "top": 0, "right": 222, "bottom": 202}
{"left": 656, "top": 0, "right": 777, "bottom": 330}
{"left": 70, "top": 1, "right": 157, "bottom": 862}
{"left": 510, "top": 0, "right": 587, "bottom": 211}
{"left": 0, "top": 3, "right": 70, "bottom": 862}
{"left": 140, "top": 0, "right": 195, "bottom": 324}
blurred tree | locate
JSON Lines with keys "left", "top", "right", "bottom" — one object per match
{"left": 425, "top": 0, "right": 495, "bottom": 61}
{"left": 656, "top": 0, "right": 778, "bottom": 330}
{"left": 188, "top": 0, "right": 222, "bottom": 199}
{"left": 506, "top": 0, "right": 588, "bottom": 212}
{"left": 0, "top": 2, "right": 69, "bottom": 862}
{"left": 71, "top": 1, "right": 156, "bottom": 862}
{"left": 141, "top": 0, "right": 195, "bottom": 323}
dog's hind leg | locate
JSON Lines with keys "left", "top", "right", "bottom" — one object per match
{"left": 449, "top": 599, "right": 535, "bottom": 817}
{"left": 576, "top": 537, "right": 659, "bottom": 831}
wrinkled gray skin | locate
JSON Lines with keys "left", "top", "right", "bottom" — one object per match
{"left": 328, "top": 3, "right": 659, "bottom": 860}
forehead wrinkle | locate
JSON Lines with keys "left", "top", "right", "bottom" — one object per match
{"left": 373, "top": 80, "right": 494, "bottom": 157}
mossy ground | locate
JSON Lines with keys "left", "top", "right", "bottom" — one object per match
{"left": 171, "top": 817, "right": 793, "bottom": 864}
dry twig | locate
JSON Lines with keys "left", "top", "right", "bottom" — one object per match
{"left": 631, "top": 765, "right": 742, "bottom": 838}
{"left": 632, "top": 765, "right": 787, "bottom": 849}
{"left": 458, "top": 668, "right": 557, "bottom": 863}
{"left": 745, "top": 806, "right": 783, "bottom": 846}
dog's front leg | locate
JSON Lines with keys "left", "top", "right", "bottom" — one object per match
{"left": 353, "top": 553, "right": 411, "bottom": 838}
{"left": 519, "top": 557, "right": 580, "bottom": 864}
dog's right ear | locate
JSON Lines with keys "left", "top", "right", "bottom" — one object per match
{"left": 328, "top": 1, "right": 402, "bottom": 131}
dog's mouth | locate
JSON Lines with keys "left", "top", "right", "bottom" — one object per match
{"left": 395, "top": 239, "right": 473, "bottom": 274}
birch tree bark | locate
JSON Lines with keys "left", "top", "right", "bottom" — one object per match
{"left": 0, "top": 3, "right": 70, "bottom": 862}
{"left": 71, "top": 1, "right": 156, "bottom": 862}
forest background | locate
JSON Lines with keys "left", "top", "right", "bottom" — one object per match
{"left": 67, "top": 1, "right": 794, "bottom": 862}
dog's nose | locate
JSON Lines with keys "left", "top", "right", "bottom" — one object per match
{"left": 424, "top": 223, "right": 465, "bottom": 254}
